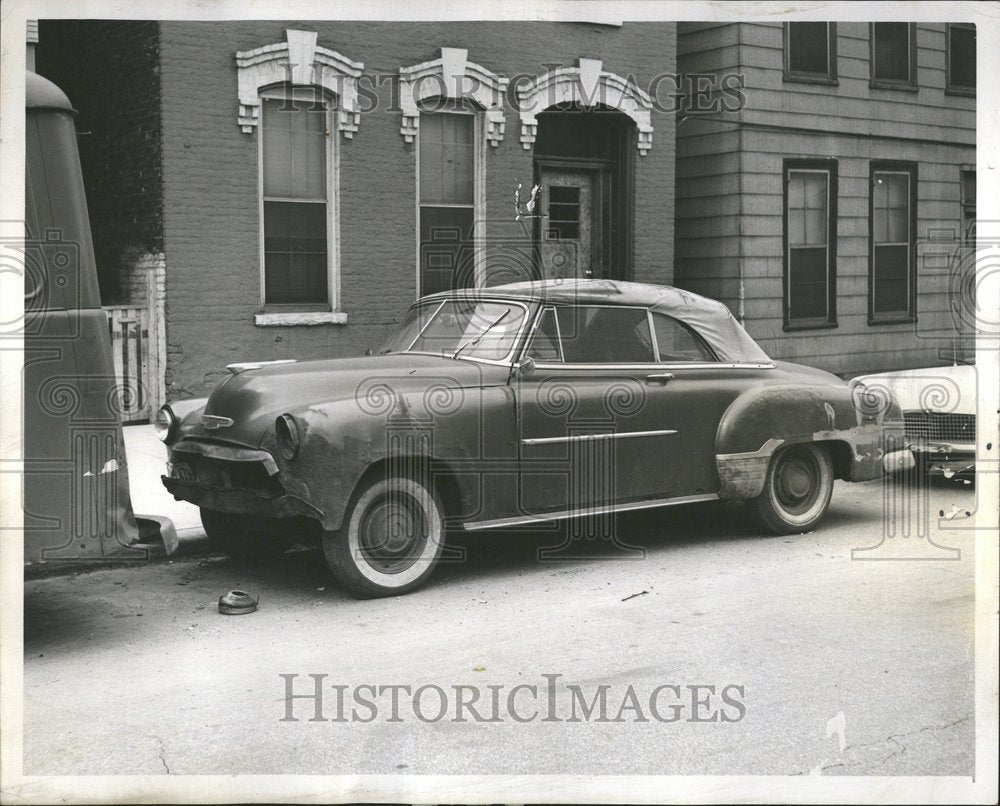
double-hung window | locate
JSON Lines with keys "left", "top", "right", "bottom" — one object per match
{"left": 870, "top": 23, "right": 917, "bottom": 89}
{"left": 784, "top": 161, "right": 837, "bottom": 328}
{"left": 784, "top": 22, "right": 838, "bottom": 83}
{"left": 961, "top": 169, "right": 976, "bottom": 245}
{"left": 260, "top": 86, "right": 332, "bottom": 309}
{"left": 418, "top": 106, "right": 476, "bottom": 297}
{"left": 869, "top": 163, "right": 917, "bottom": 322}
{"left": 946, "top": 23, "right": 976, "bottom": 95}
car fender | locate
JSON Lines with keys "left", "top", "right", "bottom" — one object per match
{"left": 713, "top": 383, "right": 896, "bottom": 500}
{"left": 271, "top": 381, "right": 517, "bottom": 532}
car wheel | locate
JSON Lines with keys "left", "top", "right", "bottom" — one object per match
{"left": 200, "top": 509, "right": 290, "bottom": 561}
{"left": 748, "top": 443, "right": 834, "bottom": 535}
{"left": 322, "top": 474, "right": 445, "bottom": 598}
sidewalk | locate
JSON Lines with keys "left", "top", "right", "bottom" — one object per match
{"left": 123, "top": 424, "right": 208, "bottom": 553}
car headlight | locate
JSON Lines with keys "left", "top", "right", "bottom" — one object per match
{"left": 275, "top": 414, "right": 300, "bottom": 461}
{"left": 154, "top": 405, "right": 176, "bottom": 443}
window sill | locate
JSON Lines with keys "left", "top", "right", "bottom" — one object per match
{"left": 254, "top": 311, "right": 348, "bottom": 327}
{"left": 869, "top": 80, "right": 918, "bottom": 92}
{"left": 945, "top": 86, "right": 976, "bottom": 98}
{"left": 783, "top": 320, "right": 838, "bottom": 332}
{"left": 868, "top": 315, "right": 916, "bottom": 326}
{"left": 782, "top": 73, "right": 839, "bottom": 87}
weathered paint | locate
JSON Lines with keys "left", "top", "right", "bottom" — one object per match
{"left": 161, "top": 286, "right": 908, "bottom": 532}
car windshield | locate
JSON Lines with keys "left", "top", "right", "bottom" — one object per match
{"left": 379, "top": 299, "right": 527, "bottom": 361}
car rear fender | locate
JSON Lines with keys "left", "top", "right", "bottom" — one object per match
{"left": 713, "top": 383, "right": 897, "bottom": 500}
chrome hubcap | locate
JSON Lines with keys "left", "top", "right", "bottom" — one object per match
{"left": 358, "top": 492, "right": 427, "bottom": 574}
{"left": 774, "top": 449, "right": 820, "bottom": 515}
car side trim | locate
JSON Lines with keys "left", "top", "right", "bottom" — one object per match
{"left": 463, "top": 493, "right": 719, "bottom": 531}
{"left": 521, "top": 428, "right": 677, "bottom": 446}
{"left": 530, "top": 361, "right": 775, "bottom": 371}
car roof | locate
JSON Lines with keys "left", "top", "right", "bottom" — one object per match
{"left": 423, "top": 279, "right": 772, "bottom": 364}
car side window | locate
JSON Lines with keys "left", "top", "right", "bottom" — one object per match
{"left": 525, "top": 307, "right": 563, "bottom": 362}
{"left": 652, "top": 313, "right": 717, "bottom": 362}
{"left": 556, "top": 306, "right": 655, "bottom": 364}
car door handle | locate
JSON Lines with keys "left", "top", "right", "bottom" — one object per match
{"left": 645, "top": 372, "right": 675, "bottom": 384}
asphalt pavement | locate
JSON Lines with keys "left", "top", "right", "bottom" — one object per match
{"left": 22, "top": 473, "right": 977, "bottom": 777}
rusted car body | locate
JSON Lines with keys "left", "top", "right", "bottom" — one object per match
{"left": 22, "top": 71, "right": 173, "bottom": 564}
{"left": 160, "top": 280, "right": 908, "bottom": 596}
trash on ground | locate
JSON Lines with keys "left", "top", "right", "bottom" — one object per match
{"left": 621, "top": 590, "right": 648, "bottom": 602}
{"left": 218, "top": 590, "right": 259, "bottom": 615}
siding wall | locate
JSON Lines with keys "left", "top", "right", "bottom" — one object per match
{"left": 158, "top": 21, "right": 677, "bottom": 397}
{"left": 677, "top": 21, "right": 975, "bottom": 376}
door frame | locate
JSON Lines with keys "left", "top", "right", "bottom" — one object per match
{"left": 534, "top": 157, "right": 613, "bottom": 281}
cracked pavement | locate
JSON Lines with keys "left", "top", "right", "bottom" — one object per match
{"left": 22, "top": 477, "right": 976, "bottom": 776}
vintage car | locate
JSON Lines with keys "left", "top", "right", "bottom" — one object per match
{"left": 159, "top": 280, "right": 908, "bottom": 597}
{"left": 853, "top": 362, "right": 976, "bottom": 480}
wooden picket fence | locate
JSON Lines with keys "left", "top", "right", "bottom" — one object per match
{"left": 105, "top": 305, "right": 152, "bottom": 423}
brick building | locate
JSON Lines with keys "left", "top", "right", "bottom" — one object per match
{"left": 36, "top": 18, "right": 974, "bottom": 405}
{"left": 36, "top": 20, "right": 678, "bottom": 400}
{"left": 676, "top": 22, "right": 976, "bottom": 376}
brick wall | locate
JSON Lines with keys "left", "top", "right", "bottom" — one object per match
{"left": 158, "top": 21, "right": 677, "bottom": 397}
{"left": 36, "top": 21, "right": 164, "bottom": 305}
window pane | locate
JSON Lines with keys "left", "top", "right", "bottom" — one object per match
{"left": 547, "top": 185, "right": 581, "bottom": 240}
{"left": 526, "top": 307, "right": 562, "bottom": 362}
{"left": 874, "top": 173, "right": 908, "bottom": 244}
{"left": 379, "top": 302, "right": 441, "bottom": 354}
{"left": 652, "top": 314, "right": 715, "bottom": 362}
{"left": 264, "top": 201, "right": 327, "bottom": 304}
{"left": 873, "top": 245, "right": 909, "bottom": 314}
{"left": 874, "top": 23, "right": 910, "bottom": 82}
{"left": 556, "top": 306, "right": 654, "bottom": 363}
{"left": 419, "top": 112, "right": 474, "bottom": 205}
{"left": 408, "top": 300, "right": 525, "bottom": 360}
{"left": 788, "top": 22, "right": 830, "bottom": 75}
{"left": 789, "top": 246, "right": 829, "bottom": 320}
{"left": 949, "top": 25, "right": 976, "bottom": 89}
{"left": 788, "top": 171, "right": 827, "bottom": 247}
{"left": 419, "top": 206, "right": 474, "bottom": 296}
{"left": 262, "top": 96, "right": 327, "bottom": 200}
{"left": 961, "top": 170, "right": 976, "bottom": 207}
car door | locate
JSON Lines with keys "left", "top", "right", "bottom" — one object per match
{"left": 512, "top": 304, "right": 708, "bottom": 517}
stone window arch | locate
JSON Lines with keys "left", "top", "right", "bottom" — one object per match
{"left": 236, "top": 28, "right": 364, "bottom": 139}
{"left": 517, "top": 58, "right": 653, "bottom": 155}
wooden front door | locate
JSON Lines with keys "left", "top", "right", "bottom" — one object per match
{"left": 538, "top": 165, "right": 608, "bottom": 280}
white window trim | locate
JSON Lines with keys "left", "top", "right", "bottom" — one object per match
{"left": 398, "top": 47, "right": 508, "bottom": 148}
{"left": 237, "top": 30, "right": 362, "bottom": 321}
{"left": 257, "top": 85, "right": 342, "bottom": 315}
{"left": 414, "top": 105, "right": 487, "bottom": 294}
{"left": 517, "top": 58, "right": 654, "bottom": 155}
{"left": 235, "top": 29, "right": 364, "bottom": 137}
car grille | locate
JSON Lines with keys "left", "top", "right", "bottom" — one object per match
{"left": 903, "top": 412, "right": 975, "bottom": 444}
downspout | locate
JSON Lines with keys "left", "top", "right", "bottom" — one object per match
{"left": 736, "top": 23, "right": 746, "bottom": 324}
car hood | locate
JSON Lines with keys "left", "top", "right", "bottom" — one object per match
{"left": 198, "top": 353, "right": 510, "bottom": 448}
{"left": 854, "top": 364, "right": 976, "bottom": 415}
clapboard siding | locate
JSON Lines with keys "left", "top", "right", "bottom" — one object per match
{"left": 675, "top": 21, "right": 975, "bottom": 375}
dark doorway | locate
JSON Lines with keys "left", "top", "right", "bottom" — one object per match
{"left": 533, "top": 104, "right": 634, "bottom": 281}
